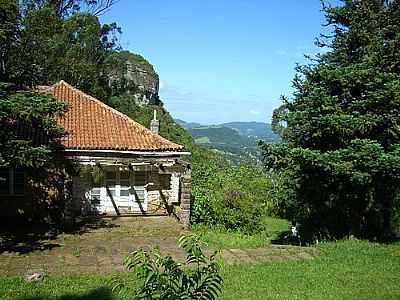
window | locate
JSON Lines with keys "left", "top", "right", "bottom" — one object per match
{"left": 90, "top": 187, "right": 101, "bottom": 204}
{"left": 105, "top": 170, "right": 117, "bottom": 198}
{"left": 134, "top": 171, "right": 146, "bottom": 186}
{"left": 14, "top": 169, "right": 25, "bottom": 194}
{"left": 103, "top": 169, "right": 136, "bottom": 199}
{"left": 133, "top": 171, "right": 147, "bottom": 202}
{"left": 0, "top": 168, "right": 25, "bottom": 195}
{"left": 0, "top": 168, "right": 10, "bottom": 194}
{"left": 120, "top": 171, "right": 130, "bottom": 198}
{"left": 88, "top": 168, "right": 149, "bottom": 204}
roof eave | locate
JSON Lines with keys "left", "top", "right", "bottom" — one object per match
{"left": 63, "top": 149, "right": 191, "bottom": 157}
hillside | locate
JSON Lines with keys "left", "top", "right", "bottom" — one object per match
{"left": 177, "top": 120, "right": 280, "bottom": 162}
{"left": 221, "top": 122, "right": 280, "bottom": 142}
{"left": 175, "top": 119, "right": 203, "bottom": 130}
{"left": 189, "top": 126, "right": 258, "bottom": 161}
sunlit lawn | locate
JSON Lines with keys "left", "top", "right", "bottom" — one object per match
{"left": 193, "top": 217, "right": 290, "bottom": 250}
{"left": 221, "top": 240, "right": 400, "bottom": 299}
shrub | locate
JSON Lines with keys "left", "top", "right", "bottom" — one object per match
{"left": 113, "top": 234, "right": 223, "bottom": 300}
{"left": 191, "top": 158, "right": 275, "bottom": 234}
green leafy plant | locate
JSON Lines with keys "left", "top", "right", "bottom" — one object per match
{"left": 113, "top": 234, "right": 223, "bottom": 300}
{"left": 91, "top": 164, "right": 104, "bottom": 185}
{"left": 191, "top": 158, "right": 274, "bottom": 234}
{"left": 79, "top": 164, "right": 104, "bottom": 186}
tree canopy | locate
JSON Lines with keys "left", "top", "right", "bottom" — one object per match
{"left": 0, "top": 83, "right": 66, "bottom": 167}
{"left": 261, "top": 0, "right": 400, "bottom": 241}
{"left": 0, "top": 0, "right": 120, "bottom": 167}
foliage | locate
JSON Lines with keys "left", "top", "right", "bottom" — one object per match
{"left": 0, "top": 0, "right": 18, "bottom": 78}
{"left": 3, "top": 1, "right": 121, "bottom": 97}
{"left": 0, "top": 83, "right": 66, "bottom": 167}
{"left": 21, "top": 0, "right": 119, "bottom": 18}
{"left": 191, "top": 157, "right": 275, "bottom": 234}
{"left": 79, "top": 164, "right": 105, "bottom": 186}
{"left": 260, "top": 0, "right": 400, "bottom": 241}
{"left": 114, "top": 234, "right": 223, "bottom": 300}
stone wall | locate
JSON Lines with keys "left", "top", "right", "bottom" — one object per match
{"left": 179, "top": 167, "right": 192, "bottom": 228}
{"left": 145, "top": 170, "right": 181, "bottom": 214}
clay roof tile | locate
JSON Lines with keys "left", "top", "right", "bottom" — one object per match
{"left": 45, "top": 81, "right": 185, "bottom": 152}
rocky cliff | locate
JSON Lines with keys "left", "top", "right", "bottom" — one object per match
{"left": 105, "top": 51, "right": 160, "bottom": 105}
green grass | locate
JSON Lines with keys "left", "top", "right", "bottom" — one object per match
{"left": 221, "top": 240, "right": 400, "bottom": 299}
{"left": 1, "top": 240, "right": 399, "bottom": 299}
{"left": 0, "top": 241, "right": 400, "bottom": 300}
{"left": 194, "top": 217, "right": 290, "bottom": 249}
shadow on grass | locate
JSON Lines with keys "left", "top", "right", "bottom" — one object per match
{"left": 271, "top": 227, "right": 400, "bottom": 246}
{"left": 0, "top": 217, "right": 120, "bottom": 254}
{"left": 271, "top": 230, "right": 303, "bottom": 246}
{"left": 23, "top": 287, "right": 115, "bottom": 300}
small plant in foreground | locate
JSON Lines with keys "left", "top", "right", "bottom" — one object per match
{"left": 113, "top": 234, "right": 223, "bottom": 300}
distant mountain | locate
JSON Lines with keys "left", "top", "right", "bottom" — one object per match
{"left": 221, "top": 122, "right": 280, "bottom": 142}
{"left": 176, "top": 119, "right": 280, "bottom": 163}
{"left": 189, "top": 126, "right": 259, "bottom": 163}
{"left": 175, "top": 119, "right": 203, "bottom": 129}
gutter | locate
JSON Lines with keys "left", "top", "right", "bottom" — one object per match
{"left": 63, "top": 149, "right": 191, "bottom": 157}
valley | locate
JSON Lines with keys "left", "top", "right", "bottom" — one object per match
{"left": 176, "top": 119, "right": 280, "bottom": 162}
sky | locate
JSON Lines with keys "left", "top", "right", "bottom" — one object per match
{"left": 101, "top": 0, "right": 338, "bottom": 125}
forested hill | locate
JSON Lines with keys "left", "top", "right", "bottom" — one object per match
{"left": 177, "top": 120, "right": 279, "bottom": 141}
{"left": 222, "top": 122, "right": 279, "bottom": 141}
{"left": 176, "top": 120, "right": 280, "bottom": 162}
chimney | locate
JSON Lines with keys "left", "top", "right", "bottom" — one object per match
{"left": 150, "top": 109, "right": 160, "bottom": 135}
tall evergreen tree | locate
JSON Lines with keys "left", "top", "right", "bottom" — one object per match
{"left": 261, "top": 0, "right": 400, "bottom": 240}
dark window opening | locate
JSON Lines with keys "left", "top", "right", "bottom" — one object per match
{"left": 0, "top": 168, "right": 10, "bottom": 194}
{"left": 0, "top": 168, "right": 25, "bottom": 195}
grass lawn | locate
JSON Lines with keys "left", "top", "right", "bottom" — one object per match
{"left": 1, "top": 239, "right": 399, "bottom": 299}
{"left": 221, "top": 240, "right": 400, "bottom": 299}
{"left": 193, "top": 217, "right": 290, "bottom": 249}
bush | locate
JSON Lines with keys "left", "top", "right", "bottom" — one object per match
{"left": 113, "top": 234, "right": 223, "bottom": 300}
{"left": 191, "top": 156, "right": 276, "bottom": 234}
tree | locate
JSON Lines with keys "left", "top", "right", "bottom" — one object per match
{"left": 260, "top": 0, "right": 400, "bottom": 241}
{"left": 0, "top": 0, "right": 19, "bottom": 79}
{"left": 4, "top": 2, "right": 120, "bottom": 93}
{"left": 0, "top": 83, "right": 67, "bottom": 168}
{"left": 21, "top": 0, "right": 119, "bottom": 18}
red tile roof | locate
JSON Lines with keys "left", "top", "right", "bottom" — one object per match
{"left": 43, "top": 81, "right": 184, "bottom": 152}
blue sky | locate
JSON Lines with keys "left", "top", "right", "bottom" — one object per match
{"left": 101, "top": 0, "right": 337, "bottom": 124}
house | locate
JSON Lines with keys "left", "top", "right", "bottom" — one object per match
{"left": 0, "top": 81, "right": 191, "bottom": 226}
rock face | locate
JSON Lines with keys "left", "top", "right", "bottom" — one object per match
{"left": 125, "top": 59, "right": 159, "bottom": 105}
{"left": 106, "top": 51, "right": 160, "bottom": 105}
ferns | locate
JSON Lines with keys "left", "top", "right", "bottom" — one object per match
{"left": 113, "top": 234, "right": 224, "bottom": 300}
